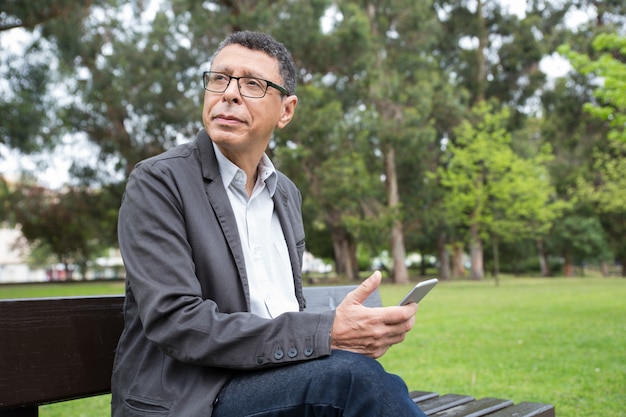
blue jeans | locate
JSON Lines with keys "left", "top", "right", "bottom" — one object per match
{"left": 212, "top": 350, "right": 427, "bottom": 417}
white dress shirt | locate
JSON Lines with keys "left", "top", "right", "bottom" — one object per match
{"left": 213, "top": 143, "right": 299, "bottom": 318}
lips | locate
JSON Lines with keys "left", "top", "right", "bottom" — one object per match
{"left": 213, "top": 113, "right": 244, "bottom": 124}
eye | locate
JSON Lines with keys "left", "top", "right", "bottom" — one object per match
{"left": 243, "top": 78, "right": 264, "bottom": 89}
{"left": 211, "top": 73, "right": 229, "bottom": 82}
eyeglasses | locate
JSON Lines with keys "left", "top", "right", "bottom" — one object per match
{"left": 202, "top": 71, "right": 289, "bottom": 98}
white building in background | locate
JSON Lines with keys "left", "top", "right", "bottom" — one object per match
{"left": 0, "top": 227, "right": 46, "bottom": 283}
{"left": 302, "top": 251, "right": 333, "bottom": 274}
{"left": 0, "top": 227, "right": 125, "bottom": 283}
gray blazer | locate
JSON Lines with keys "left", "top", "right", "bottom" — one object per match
{"left": 112, "top": 129, "right": 335, "bottom": 417}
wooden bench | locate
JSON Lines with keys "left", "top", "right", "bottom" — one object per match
{"left": 0, "top": 286, "right": 555, "bottom": 417}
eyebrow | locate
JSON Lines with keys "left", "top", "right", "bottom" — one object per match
{"left": 210, "top": 66, "right": 265, "bottom": 79}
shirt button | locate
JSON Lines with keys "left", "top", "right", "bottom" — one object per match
{"left": 256, "top": 356, "right": 264, "bottom": 364}
{"left": 304, "top": 347, "right": 314, "bottom": 357}
{"left": 288, "top": 346, "right": 298, "bottom": 358}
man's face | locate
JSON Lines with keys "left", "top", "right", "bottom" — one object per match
{"left": 202, "top": 44, "right": 297, "bottom": 160}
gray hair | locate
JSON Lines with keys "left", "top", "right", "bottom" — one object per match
{"left": 211, "top": 31, "right": 296, "bottom": 96}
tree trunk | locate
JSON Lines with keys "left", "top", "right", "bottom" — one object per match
{"left": 469, "top": 223, "right": 484, "bottom": 280}
{"left": 600, "top": 261, "right": 609, "bottom": 277}
{"left": 492, "top": 235, "right": 500, "bottom": 286}
{"left": 385, "top": 146, "right": 410, "bottom": 284}
{"left": 452, "top": 243, "right": 465, "bottom": 278}
{"left": 77, "top": 260, "right": 88, "bottom": 281}
{"left": 536, "top": 239, "right": 551, "bottom": 277}
{"left": 330, "top": 226, "right": 359, "bottom": 281}
{"left": 614, "top": 247, "right": 626, "bottom": 277}
{"left": 563, "top": 253, "right": 574, "bottom": 277}
{"left": 475, "top": 0, "right": 488, "bottom": 103}
{"left": 65, "top": 262, "right": 74, "bottom": 281}
{"left": 390, "top": 221, "right": 409, "bottom": 283}
{"left": 438, "top": 232, "right": 451, "bottom": 280}
{"left": 365, "top": 1, "right": 409, "bottom": 285}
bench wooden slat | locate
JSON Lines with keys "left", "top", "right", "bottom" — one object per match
{"left": 485, "top": 402, "right": 556, "bottom": 417}
{"left": 429, "top": 397, "right": 514, "bottom": 416}
{"left": 0, "top": 409, "right": 37, "bottom": 417}
{"left": 0, "top": 296, "right": 125, "bottom": 409}
{"left": 301, "top": 285, "right": 381, "bottom": 312}
{"left": 411, "top": 390, "right": 441, "bottom": 403}
{"left": 417, "top": 393, "right": 475, "bottom": 414}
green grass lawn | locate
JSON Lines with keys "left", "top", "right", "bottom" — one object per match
{"left": 379, "top": 277, "right": 626, "bottom": 417}
{"left": 1, "top": 276, "right": 624, "bottom": 416}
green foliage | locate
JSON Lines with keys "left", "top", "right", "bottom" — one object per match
{"left": 7, "top": 183, "right": 119, "bottom": 277}
{"left": 276, "top": 80, "right": 387, "bottom": 259}
{"left": 547, "top": 214, "right": 613, "bottom": 264}
{"left": 0, "top": 0, "right": 100, "bottom": 31}
{"left": 574, "top": 141, "right": 626, "bottom": 265}
{"left": 0, "top": 51, "right": 56, "bottom": 153}
{"left": 434, "top": 0, "right": 550, "bottom": 114}
{"left": 0, "top": 177, "right": 10, "bottom": 222}
{"left": 560, "top": 33, "right": 626, "bottom": 142}
{"left": 437, "top": 102, "right": 562, "bottom": 243}
{"left": 576, "top": 141, "right": 626, "bottom": 214}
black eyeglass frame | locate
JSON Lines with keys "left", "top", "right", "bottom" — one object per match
{"left": 202, "top": 71, "right": 289, "bottom": 98}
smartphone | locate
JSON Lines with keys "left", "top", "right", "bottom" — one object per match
{"left": 398, "top": 278, "right": 439, "bottom": 306}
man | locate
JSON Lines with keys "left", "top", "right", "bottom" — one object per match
{"left": 112, "top": 31, "right": 427, "bottom": 417}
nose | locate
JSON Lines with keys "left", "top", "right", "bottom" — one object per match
{"left": 222, "top": 77, "right": 241, "bottom": 102}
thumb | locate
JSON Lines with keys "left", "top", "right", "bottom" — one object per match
{"left": 346, "top": 271, "right": 382, "bottom": 305}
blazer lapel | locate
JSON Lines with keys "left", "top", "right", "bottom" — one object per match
{"left": 198, "top": 130, "right": 251, "bottom": 308}
{"left": 273, "top": 183, "right": 305, "bottom": 310}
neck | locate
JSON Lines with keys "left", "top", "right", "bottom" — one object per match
{"left": 217, "top": 145, "right": 261, "bottom": 197}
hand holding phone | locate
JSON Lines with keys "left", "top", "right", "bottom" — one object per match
{"left": 398, "top": 278, "right": 438, "bottom": 306}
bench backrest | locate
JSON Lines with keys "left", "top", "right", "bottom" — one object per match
{"left": 0, "top": 286, "right": 377, "bottom": 413}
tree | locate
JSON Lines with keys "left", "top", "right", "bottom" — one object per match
{"left": 0, "top": 0, "right": 100, "bottom": 32}
{"left": 355, "top": 0, "right": 441, "bottom": 283}
{"left": 543, "top": 3, "right": 626, "bottom": 275}
{"left": 433, "top": 0, "right": 557, "bottom": 113}
{"left": 277, "top": 1, "right": 442, "bottom": 282}
{"left": 0, "top": 1, "right": 115, "bottom": 155}
{"left": 1, "top": 0, "right": 205, "bottom": 273}
{"left": 547, "top": 214, "right": 613, "bottom": 276}
{"left": 8, "top": 182, "right": 118, "bottom": 278}
{"left": 485, "top": 140, "right": 566, "bottom": 282}
{"left": 437, "top": 102, "right": 561, "bottom": 280}
{"left": 431, "top": 0, "right": 573, "bottom": 277}
{"left": 276, "top": 82, "right": 386, "bottom": 281}
{"left": 560, "top": 33, "right": 626, "bottom": 142}
{"left": 575, "top": 141, "right": 626, "bottom": 276}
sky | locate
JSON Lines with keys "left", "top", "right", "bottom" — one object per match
{"left": 0, "top": 1, "right": 590, "bottom": 189}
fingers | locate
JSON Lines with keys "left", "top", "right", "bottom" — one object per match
{"left": 331, "top": 303, "right": 418, "bottom": 358}
{"left": 344, "top": 271, "right": 382, "bottom": 305}
{"left": 331, "top": 273, "right": 423, "bottom": 358}
{"left": 380, "top": 303, "right": 418, "bottom": 326}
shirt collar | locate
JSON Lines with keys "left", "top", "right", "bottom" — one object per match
{"left": 258, "top": 153, "right": 278, "bottom": 197}
{"left": 213, "top": 142, "right": 277, "bottom": 197}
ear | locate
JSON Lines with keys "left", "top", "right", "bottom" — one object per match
{"left": 277, "top": 95, "right": 298, "bottom": 129}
